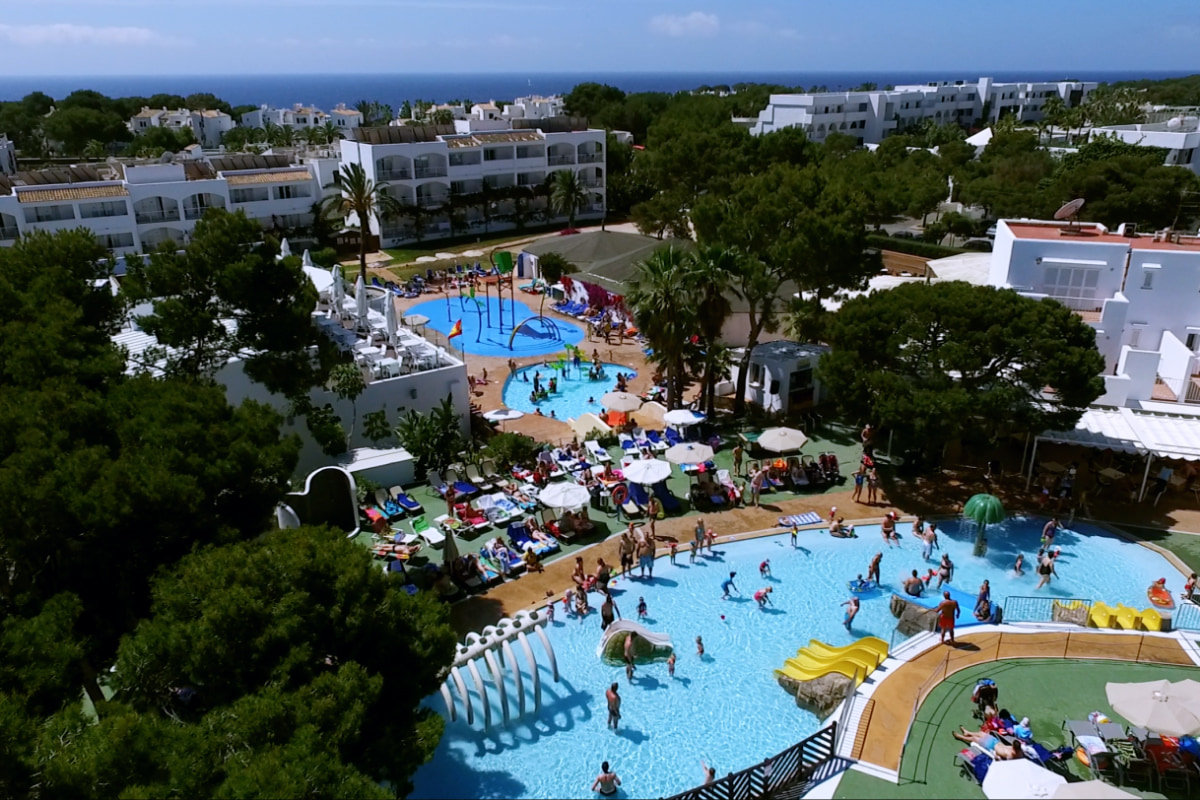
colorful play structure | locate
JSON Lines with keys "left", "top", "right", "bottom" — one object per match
{"left": 1086, "top": 600, "right": 1165, "bottom": 631}
{"left": 773, "top": 636, "right": 889, "bottom": 686}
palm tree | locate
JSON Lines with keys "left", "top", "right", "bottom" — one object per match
{"left": 272, "top": 125, "right": 296, "bottom": 148}
{"left": 687, "top": 245, "right": 740, "bottom": 416}
{"left": 1042, "top": 96, "right": 1065, "bottom": 146}
{"left": 83, "top": 139, "right": 106, "bottom": 160}
{"left": 318, "top": 121, "right": 344, "bottom": 145}
{"left": 319, "top": 162, "right": 404, "bottom": 284}
{"left": 261, "top": 120, "right": 280, "bottom": 145}
{"left": 627, "top": 246, "right": 696, "bottom": 409}
{"left": 550, "top": 169, "right": 588, "bottom": 231}
{"left": 534, "top": 252, "right": 574, "bottom": 316}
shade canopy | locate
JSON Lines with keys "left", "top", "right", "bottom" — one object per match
{"left": 279, "top": 237, "right": 292, "bottom": 259}
{"left": 601, "top": 391, "right": 643, "bottom": 413}
{"left": 756, "top": 427, "right": 809, "bottom": 453}
{"left": 384, "top": 296, "right": 398, "bottom": 342}
{"left": 442, "top": 523, "right": 460, "bottom": 567}
{"left": 664, "top": 442, "right": 714, "bottom": 464}
{"left": 622, "top": 458, "right": 673, "bottom": 485}
{"left": 964, "top": 493, "right": 1006, "bottom": 525}
{"left": 403, "top": 314, "right": 430, "bottom": 328}
{"left": 355, "top": 275, "right": 368, "bottom": 323}
{"left": 538, "top": 482, "right": 591, "bottom": 510}
{"left": 1050, "top": 781, "right": 1138, "bottom": 800}
{"left": 663, "top": 409, "right": 706, "bottom": 427}
{"left": 483, "top": 408, "right": 524, "bottom": 422}
{"left": 981, "top": 758, "right": 1066, "bottom": 799}
{"left": 303, "top": 265, "right": 333, "bottom": 297}
{"left": 301, "top": 248, "right": 314, "bottom": 268}
{"left": 1106, "top": 679, "right": 1200, "bottom": 737}
{"left": 331, "top": 266, "right": 344, "bottom": 312}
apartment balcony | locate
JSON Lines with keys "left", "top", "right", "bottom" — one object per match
{"left": 378, "top": 168, "right": 411, "bottom": 181}
{"left": 135, "top": 210, "right": 180, "bottom": 225}
{"left": 184, "top": 206, "right": 218, "bottom": 221}
{"left": 418, "top": 197, "right": 448, "bottom": 209}
{"left": 547, "top": 155, "right": 576, "bottom": 166}
{"left": 414, "top": 167, "right": 448, "bottom": 179}
{"left": 578, "top": 153, "right": 604, "bottom": 164}
{"left": 0, "top": 226, "right": 18, "bottom": 241}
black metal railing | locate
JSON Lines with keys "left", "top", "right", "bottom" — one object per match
{"left": 663, "top": 723, "right": 837, "bottom": 800}
{"left": 1002, "top": 595, "right": 1094, "bottom": 625}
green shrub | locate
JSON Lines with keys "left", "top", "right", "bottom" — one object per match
{"left": 585, "top": 427, "right": 619, "bottom": 449}
{"left": 484, "top": 431, "right": 541, "bottom": 470}
{"left": 866, "top": 234, "right": 965, "bottom": 260}
{"left": 311, "top": 247, "right": 339, "bottom": 268}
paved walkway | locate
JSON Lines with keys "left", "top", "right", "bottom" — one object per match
{"left": 855, "top": 629, "right": 1194, "bottom": 773}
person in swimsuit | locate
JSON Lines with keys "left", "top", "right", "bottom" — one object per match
{"left": 974, "top": 580, "right": 991, "bottom": 621}
{"left": 702, "top": 761, "right": 717, "bottom": 785}
{"left": 852, "top": 466, "right": 865, "bottom": 502}
{"left": 760, "top": 559, "right": 772, "bottom": 578}
{"left": 829, "top": 517, "right": 856, "bottom": 538}
{"left": 1014, "top": 553, "right": 1025, "bottom": 576}
{"left": 936, "top": 553, "right": 954, "bottom": 588}
{"left": 867, "top": 552, "right": 882, "bottom": 584}
{"left": 1186, "top": 572, "right": 1198, "bottom": 602}
{"left": 668, "top": 652, "right": 676, "bottom": 676}
{"left": 696, "top": 636, "right": 705, "bottom": 657}
{"left": 841, "top": 595, "right": 861, "bottom": 630}
{"left": 790, "top": 524, "right": 799, "bottom": 548}
{"left": 623, "top": 633, "right": 636, "bottom": 682}
{"left": 754, "top": 586, "right": 773, "bottom": 609}
{"left": 595, "top": 558, "right": 612, "bottom": 592}
{"left": 619, "top": 528, "right": 636, "bottom": 577}
{"left": 572, "top": 556, "right": 588, "bottom": 588}
{"left": 721, "top": 572, "right": 738, "bottom": 599}
{"left": 592, "top": 762, "right": 621, "bottom": 796}
{"left": 881, "top": 512, "right": 899, "bottom": 545}
{"left": 866, "top": 468, "right": 880, "bottom": 504}
{"left": 605, "top": 683, "right": 621, "bottom": 730}
{"left": 937, "top": 590, "right": 960, "bottom": 645}
{"left": 1042, "top": 517, "right": 1060, "bottom": 548}
{"left": 637, "top": 596, "right": 647, "bottom": 619}
{"left": 903, "top": 569, "right": 925, "bottom": 597}
{"left": 600, "top": 591, "right": 620, "bottom": 631}
{"left": 1035, "top": 554, "right": 1057, "bottom": 589}
{"left": 638, "top": 538, "right": 655, "bottom": 579}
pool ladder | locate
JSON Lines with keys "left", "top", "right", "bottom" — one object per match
{"left": 439, "top": 608, "right": 559, "bottom": 731}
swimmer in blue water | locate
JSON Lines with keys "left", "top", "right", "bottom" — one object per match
{"left": 841, "top": 595, "right": 860, "bottom": 630}
{"left": 721, "top": 571, "right": 739, "bottom": 599}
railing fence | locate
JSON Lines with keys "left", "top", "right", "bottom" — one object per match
{"left": 1002, "top": 595, "right": 1095, "bottom": 625}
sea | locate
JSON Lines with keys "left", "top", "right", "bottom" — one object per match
{"left": 0, "top": 71, "right": 1188, "bottom": 108}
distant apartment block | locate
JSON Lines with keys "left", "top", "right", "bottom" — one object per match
{"left": 1091, "top": 115, "right": 1200, "bottom": 175}
{"left": 127, "top": 107, "right": 236, "bottom": 148}
{"left": 751, "top": 77, "right": 1097, "bottom": 144}
{"left": 241, "top": 103, "right": 363, "bottom": 131}
{"left": 338, "top": 117, "right": 605, "bottom": 247}
{"left": 0, "top": 153, "right": 340, "bottom": 254}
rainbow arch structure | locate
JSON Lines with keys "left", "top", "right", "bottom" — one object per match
{"left": 507, "top": 315, "right": 564, "bottom": 350}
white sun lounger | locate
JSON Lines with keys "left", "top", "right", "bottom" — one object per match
{"left": 585, "top": 440, "right": 613, "bottom": 463}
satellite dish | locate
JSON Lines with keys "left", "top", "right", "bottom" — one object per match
{"left": 160, "top": 151, "right": 175, "bottom": 164}
{"left": 1054, "top": 198, "right": 1085, "bottom": 221}
{"left": 1167, "top": 116, "right": 1183, "bottom": 130}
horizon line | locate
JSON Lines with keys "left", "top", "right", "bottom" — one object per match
{"left": 2, "top": 68, "right": 1193, "bottom": 79}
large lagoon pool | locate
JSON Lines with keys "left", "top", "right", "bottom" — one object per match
{"left": 502, "top": 362, "right": 637, "bottom": 421}
{"left": 409, "top": 516, "right": 1180, "bottom": 799}
{"left": 406, "top": 296, "right": 584, "bottom": 357}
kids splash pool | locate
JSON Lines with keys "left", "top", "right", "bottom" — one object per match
{"left": 409, "top": 516, "right": 1182, "bottom": 800}
{"left": 405, "top": 296, "right": 584, "bottom": 357}
{"left": 503, "top": 362, "right": 637, "bottom": 420}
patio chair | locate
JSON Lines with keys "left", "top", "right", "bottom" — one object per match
{"left": 618, "top": 433, "right": 637, "bottom": 452}
{"left": 374, "top": 487, "right": 406, "bottom": 520}
{"left": 1088, "top": 601, "right": 1115, "bottom": 628}
{"left": 956, "top": 749, "right": 990, "bottom": 785}
{"left": 389, "top": 486, "right": 424, "bottom": 515}
{"left": 465, "top": 463, "right": 494, "bottom": 491}
{"left": 585, "top": 440, "right": 613, "bottom": 463}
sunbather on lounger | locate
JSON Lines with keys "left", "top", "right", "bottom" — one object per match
{"left": 372, "top": 542, "right": 422, "bottom": 559}
{"left": 524, "top": 517, "right": 555, "bottom": 545}
{"left": 953, "top": 727, "right": 1023, "bottom": 760}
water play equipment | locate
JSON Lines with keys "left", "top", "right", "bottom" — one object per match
{"left": 440, "top": 608, "right": 559, "bottom": 731}
{"left": 597, "top": 620, "right": 674, "bottom": 663}
{"left": 507, "top": 315, "right": 565, "bottom": 350}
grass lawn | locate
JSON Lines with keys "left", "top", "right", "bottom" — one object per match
{"left": 834, "top": 658, "right": 1196, "bottom": 799}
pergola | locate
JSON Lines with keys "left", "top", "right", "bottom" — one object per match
{"left": 1025, "top": 405, "right": 1200, "bottom": 501}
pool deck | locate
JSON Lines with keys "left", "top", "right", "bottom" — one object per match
{"left": 851, "top": 628, "right": 1197, "bottom": 776}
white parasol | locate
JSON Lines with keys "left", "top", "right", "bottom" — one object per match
{"left": 355, "top": 275, "right": 368, "bottom": 327}
{"left": 301, "top": 248, "right": 314, "bottom": 268}
{"left": 663, "top": 409, "right": 706, "bottom": 427}
{"left": 601, "top": 391, "right": 643, "bottom": 413}
{"left": 1105, "top": 679, "right": 1200, "bottom": 737}
{"left": 981, "top": 758, "right": 1066, "bottom": 799}
{"left": 483, "top": 408, "right": 525, "bottom": 422}
{"left": 538, "top": 482, "right": 591, "bottom": 510}
{"left": 384, "top": 296, "right": 398, "bottom": 344}
{"left": 664, "top": 442, "right": 714, "bottom": 465}
{"left": 756, "top": 427, "right": 809, "bottom": 454}
{"left": 622, "top": 458, "right": 673, "bottom": 485}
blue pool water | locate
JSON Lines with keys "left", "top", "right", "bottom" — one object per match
{"left": 409, "top": 516, "right": 1181, "bottom": 800}
{"left": 406, "top": 296, "right": 584, "bottom": 357}
{"left": 502, "top": 363, "right": 637, "bottom": 421}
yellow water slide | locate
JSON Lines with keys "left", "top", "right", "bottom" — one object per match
{"left": 773, "top": 636, "right": 889, "bottom": 685}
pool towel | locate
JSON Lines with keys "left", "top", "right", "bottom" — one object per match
{"left": 778, "top": 512, "right": 822, "bottom": 527}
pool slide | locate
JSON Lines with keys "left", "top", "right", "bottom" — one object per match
{"left": 799, "top": 636, "right": 889, "bottom": 665}
{"left": 774, "top": 659, "right": 873, "bottom": 686}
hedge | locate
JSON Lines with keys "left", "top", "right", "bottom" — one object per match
{"left": 865, "top": 235, "right": 966, "bottom": 260}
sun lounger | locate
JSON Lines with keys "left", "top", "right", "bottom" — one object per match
{"left": 444, "top": 467, "right": 480, "bottom": 497}
{"left": 465, "top": 463, "right": 494, "bottom": 491}
{"left": 453, "top": 503, "right": 491, "bottom": 531}
{"left": 480, "top": 540, "right": 525, "bottom": 576}
{"left": 411, "top": 515, "right": 444, "bottom": 547}
{"left": 618, "top": 433, "right": 637, "bottom": 452}
{"left": 390, "top": 486, "right": 423, "bottom": 514}
{"left": 429, "top": 471, "right": 450, "bottom": 497}
{"left": 627, "top": 482, "right": 652, "bottom": 512}
{"left": 508, "top": 523, "right": 559, "bottom": 557}
{"left": 651, "top": 481, "right": 680, "bottom": 514}
{"left": 585, "top": 440, "right": 613, "bottom": 463}
{"left": 778, "top": 512, "right": 823, "bottom": 527}
{"left": 481, "top": 459, "right": 502, "bottom": 483}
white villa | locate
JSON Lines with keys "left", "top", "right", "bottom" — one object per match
{"left": 0, "top": 153, "right": 341, "bottom": 254}
{"left": 751, "top": 78, "right": 1097, "bottom": 145}
{"left": 1091, "top": 115, "right": 1200, "bottom": 175}
{"left": 127, "top": 107, "right": 236, "bottom": 148}
{"left": 338, "top": 118, "right": 605, "bottom": 246}
{"left": 241, "top": 103, "right": 363, "bottom": 132}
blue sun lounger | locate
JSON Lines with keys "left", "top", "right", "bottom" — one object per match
{"left": 652, "top": 481, "right": 680, "bottom": 514}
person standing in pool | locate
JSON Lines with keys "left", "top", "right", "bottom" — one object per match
{"left": 668, "top": 652, "right": 676, "bottom": 676}
{"left": 754, "top": 586, "right": 774, "bottom": 609}
{"left": 696, "top": 636, "right": 705, "bottom": 656}
{"left": 600, "top": 590, "right": 620, "bottom": 631}
{"left": 937, "top": 590, "right": 960, "bottom": 645}
{"left": 1042, "top": 517, "right": 1060, "bottom": 549}
{"left": 841, "top": 595, "right": 861, "bottom": 630}
{"left": 592, "top": 762, "right": 621, "bottom": 796}
{"left": 605, "top": 682, "right": 621, "bottom": 730}
{"left": 974, "top": 580, "right": 992, "bottom": 621}
{"left": 533, "top": 370, "right": 541, "bottom": 393}
{"left": 867, "top": 552, "right": 882, "bottom": 585}
{"left": 760, "top": 559, "right": 772, "bottom": 578}
{"left": 1035, "top": 553, "right": 1058, "bottom": 589}
{"left": 1014, "top": 553, "right": 1025, "bottom": 576}
{"left": 721, "top": 572, "right": 739, "bottom": 599}
{"left": 790, "top": 523, "right": 799, "bottom": 548}
{"left": 936, "top": 553, "right": 954, "bottom": 588}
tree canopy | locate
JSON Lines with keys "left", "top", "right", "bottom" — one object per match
{"left": 818, "top": 282, "right": 1106, "bottom": 451}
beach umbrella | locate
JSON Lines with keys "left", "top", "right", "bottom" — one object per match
{"left": 279, "top": 237, "right": 292, "bottom": 259}
{"left": 538, "top": 482, "right": 590, "bottom": 510}
{"left": 622, "top": 458, "right": 672, "bottom": 485}
{"left": 964, "top": 493, "right": 1006, "bottom": 557}
{"left": 331, "top": 266, "right": 344, "bottom": 316}
{"left": 384, "top": 296, "right": 398, "bottom": 344}
{"left": 483, "top": 408, "right": 524, "bottom": 423}
{"left": 981, "top": 758, "right": 1065, "bottom": 799}
{"left": 1051, "top": 782, "right": 1138, "bottom": 800}
{"left": 664, "top": 442, "right": 714, "bottom": 465}
{"left": 355, "top": 275, "right": 368, "bottom": 328}
{"left": 756, "top": 427, "right": 809, "bottom": 454}
{"left": 301, "top": 249, "right": 313, "bottom": 268}
{"left": 302, "top": 265, "right": 333, "bottom": 298}
{"left": 1106, "top": 679, "right": 1200, "bottom": 737}
{"left": 442, "top": 522, "right": 460, "bottom": 569}
{"left": 601, "top": 391, "right": 643, "bottom": 413}
{"left": 663, "top": 409, "right": 706, "bottom": 427}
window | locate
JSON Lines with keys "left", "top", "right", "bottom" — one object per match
{"left": 231, "top": 187, "right": 269, "bottom": 203}
{"left": 1142, "top": 271, "right": 1155, "bottom": 290}
{"left": 1043, "top": 266, "right": 1099, "bottom": 300}
{"left": 24, "top": 204, "right": 74, "bottom": 223}
{"left": 79, "top": 200, "right": 128, "bottom": 219}
{"left": 94, "top": 232, "right": 134, "bottom": 249}
{"left": 274, "top": 184, "right": 311, "bottom": 200}
{"left": 1130, "top": 327, "right": 1143, "bottom": 348}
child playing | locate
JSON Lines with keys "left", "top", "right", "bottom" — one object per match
{"left": 637, "top": 597, "right": 648, "bottom": 619}
{"left": 668, "top": 652, "right": 676, "bottom": 677}
{"left": 790, "top": 524, "right": 799, "bottom": 548}
{"left": 696, "top": 636, "right": 705, "bottom": 657}
{"left": 669, "top": 540, "right": 678, "bottom": 565}
{"left": 760, "top": 559, "right": 771, "bottom": 578}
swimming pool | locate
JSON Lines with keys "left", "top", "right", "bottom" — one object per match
{"left": 502, "top": 363, "right": 637, "bottom": 421}
{"left": 409, "top": 516, "right": 1180, "bottom": 799}
{"left": 405, "top": 296, "right": 584, "bottom": 357}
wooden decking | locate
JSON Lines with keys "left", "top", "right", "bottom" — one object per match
{"left": 855, "top": 630, "right": 1194, "bottom": 773}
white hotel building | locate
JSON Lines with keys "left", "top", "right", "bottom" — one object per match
{"left": 127, "top": 107, "right": 237, "bottom": 148}
{"left": 0, "top": 154, "right": 340, "bottom": 254}
{"left": 241, "top": 103, "right": 363, "bottom": 132}
{"left": 338, "top": 118, "right": 605, "bottom": 247}
{"left": 751, "top": 77, "right": 1096, "bottom": 144}
{"left": 1091, "top": 115, "right": 1200, "bottom": 175}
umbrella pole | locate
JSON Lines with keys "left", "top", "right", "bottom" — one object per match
{"left": 1138, "top": 452, "right": 1153, "bottom": 502}
{"left": 1025, "top": 437, "right": 1041, "bottom": 490}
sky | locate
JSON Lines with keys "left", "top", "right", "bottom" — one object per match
{"left": 0, "top": 0, "right": 1196, "bottom": 76}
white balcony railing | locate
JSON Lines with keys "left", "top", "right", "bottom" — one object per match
{"left": 135, "top": 210, "right": 179, "bottom": 224}
{"left": 547, "top": 155, "right": 576, "bottom": 166}
{"left": 414, "top": 167, "right": 448, "bottom": 179}
{"left": 378, "top": 168, "right": 411, "bottom": 181}
{"left": 578, "top": 153, "right": 604, "bottom": 164}
{"left": 0, "top": 226, "right": 18, "bottom": 241}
